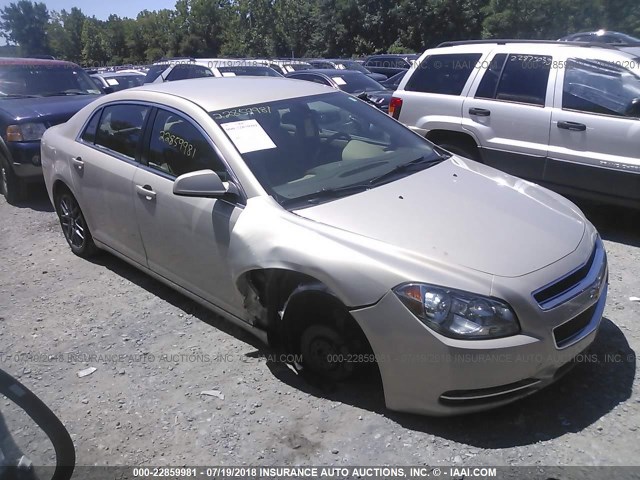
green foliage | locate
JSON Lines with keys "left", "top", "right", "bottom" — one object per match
{"left": 1, "top": 0, "right": 639, "bottom": 65}
{"left": 0, "top": 1, "right": 50, "bottom": 55}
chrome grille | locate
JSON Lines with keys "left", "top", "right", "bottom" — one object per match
{"left": 532, "top": 238, "right": 605, "bottom": 310}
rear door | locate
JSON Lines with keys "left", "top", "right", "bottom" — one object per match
{"left": 462, "top": 53, "right": 557, "bottom": 181}
{"left": 71, "top": 103, "right": 149, "bottom": 265}
{"left": 547, "top": 56, "right": 640, "bottom": 205}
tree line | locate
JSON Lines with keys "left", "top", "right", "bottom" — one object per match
{"left": 1, "top": 0, "right": 639, "bottom": 67}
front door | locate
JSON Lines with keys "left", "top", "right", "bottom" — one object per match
{"left": 132, "top": 108, "right": 247, "bottom": 318}
{"left": 547, "top": 57, "right": 640, "bottom": 204}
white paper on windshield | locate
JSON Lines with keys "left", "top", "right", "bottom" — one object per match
{"left": 221, "top": 72, "right": 236, "bottom": 77}
{"left": 332, "top": 76, "right": 347, "bottom": 86}
{"left": 221, "top": 119, "right": 276, "bottom": 154}
{"left": 106, "top": 78, "right": 120, "bottom": 85}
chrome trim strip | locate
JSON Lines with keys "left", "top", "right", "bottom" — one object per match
{"left": 440, "top": 379, "right": 542, "bottom": 402}
{"left": 533, "top": 238, "right": 606, "bottom": 310}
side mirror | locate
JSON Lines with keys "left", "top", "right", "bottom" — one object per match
{"left": 173, "top": 170, "right": 238, "bottom": 198}
{"left": 102, "top": 86, "right": 114, "bottom": 94}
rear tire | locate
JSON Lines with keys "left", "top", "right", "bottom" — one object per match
{"left": 54, "top": 189, "right": 98, "bottom": 258}
{"left": 0, "top": 156, "right": 24, "bottom": 205}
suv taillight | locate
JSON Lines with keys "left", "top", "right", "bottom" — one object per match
{"left": 389, "top": 97, "right": 403, "bottom": 119}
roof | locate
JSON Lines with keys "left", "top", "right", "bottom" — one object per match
{"left": 0, "top": 57, "right": 79, "bottom": 67}
{"left": 427, "top": 40, "right": 638, "bottom": 59}
{"left": 128, "top": 77, "right": 334, "bottom": 111}
{"left": 288, "top": 69, "right": 363, "bottom": 76}
{"left": 97, "top": 71, "right": 146, "bottom": 78}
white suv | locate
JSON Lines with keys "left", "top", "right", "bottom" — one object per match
{"left": 391, "top": 40, "right": 640, "bottom": 209}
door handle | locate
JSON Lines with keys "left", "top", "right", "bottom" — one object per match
{"left": 71, "top": 156, "right": 84, "bottom": 171}
{"left": 557, "top": 121, "right": 586, "bottom": 131}
{"left": 469, "top": 107, "right": 491, "bottom": 117}
{"left": 135, "top": 184, "right": 157, "bottom": 200}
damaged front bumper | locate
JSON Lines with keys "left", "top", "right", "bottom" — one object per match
{"left": 350, "top": 279, "right": 607, "bottom": 416}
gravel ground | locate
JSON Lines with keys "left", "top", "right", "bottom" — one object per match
{"left": 0, "top": 186, "right": 639, "bottom": 475}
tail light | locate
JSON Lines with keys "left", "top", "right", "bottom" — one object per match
{"left": 388, "top": 97, "right": 403, "bottom": 119}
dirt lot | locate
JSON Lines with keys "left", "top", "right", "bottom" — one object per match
{"left": 1, "top": 186, "right": 639, "bottom": 473}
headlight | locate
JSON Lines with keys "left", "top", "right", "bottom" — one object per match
{"left": 393, "top": 283, "right": 520, "bottom": 339}
{"left": 6, "top": 123, "right": 47, "bottom": 142}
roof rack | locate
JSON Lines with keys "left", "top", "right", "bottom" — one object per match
{"left": 436, "top": 39, "right": 618, "bottom": 50}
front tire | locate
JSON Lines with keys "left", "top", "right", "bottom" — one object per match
{"left": 300, "top": 324, "right": 356, "bottom": 382}
{"left": 0, "top": 156, "right": 24, "bottom": 205}
{"left": 54, "top": 190, "right": 98, "bottom": 258}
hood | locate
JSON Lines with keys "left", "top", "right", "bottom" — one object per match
{"left": 294, "top": 158, "right": 586, "bottom": 278}
{"left": 0, "top": 95, "right": 100, "bottom": 126}
{"left": 619, "top": 46, "right": 640, "bottom": 56}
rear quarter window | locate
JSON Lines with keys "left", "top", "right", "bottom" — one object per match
{"left": 406, "top": 53, "right": 482, "bottom": 95}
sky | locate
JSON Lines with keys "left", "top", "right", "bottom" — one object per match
{"left": 0, "top": 0, "right": 179, "bottom": 20}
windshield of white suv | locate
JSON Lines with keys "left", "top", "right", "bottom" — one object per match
{"left": 0, "top": 64, "right": 100, "bottom": 97}
{"left": 211, "top": 92, "right": 445, "bottom": 208}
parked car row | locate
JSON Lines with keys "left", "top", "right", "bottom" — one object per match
{"left": 3, "top": 35, "right": 638, "bottom": 417}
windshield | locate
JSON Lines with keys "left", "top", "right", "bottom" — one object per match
{"left": 219, "top": 66, "right": 281, "bottom": 77}
{"left": 286, "top": 63, "right": 312, "bottom": 72}
{"left": 103, "top": 74, "right": 145, "bottom": 91}
{"left": 340, "top": 62, "right": 371, "bottom": 74}
{"left": 0, "top": 64, "right": 101, "bottom": 97}
{"left": 211, "top": 92, "right": 444, "bottom": 208}
{"left": 333, "top": 73, "right": 385, "bottom": 94}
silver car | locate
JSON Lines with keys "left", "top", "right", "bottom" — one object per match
{"left": 41, "top": 77, "right": 608, "bottom": 416}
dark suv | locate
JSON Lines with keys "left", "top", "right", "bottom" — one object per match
{"left": 0, "top": 58, "right": 101, "bottom": 204}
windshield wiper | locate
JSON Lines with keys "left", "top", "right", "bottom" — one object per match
{"left": 281, "top": 155, "right": 446, "bottom": 209}
{"left": 0, "top": 93, "right": 40, "bottom": 99}
{"left": 41, "top": 91, "right": 93, "bottom": 96}
{"left": 366, "top": 155, "right": 445, "bottom": 186}
{"left": 281, "top": 183, "right": 372, "bottom": 208}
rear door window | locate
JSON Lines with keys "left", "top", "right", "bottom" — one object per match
{"left": 493, "top": 54, "right": 552, "bottom": 106}
{"left": 475, "top": 54, "right": 508, "bottom": 99}
{"left": 95, "top": 104, "right": 149, "bottom": 159}
{"left": 406, "top": 53, "right": 482, "bottom": 95}
{"left": 80, "top": 109, "right": 102, "bottom": 144}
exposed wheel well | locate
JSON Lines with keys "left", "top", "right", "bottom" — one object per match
{"left": 239, "top": 269, "right": 373, "bottom": 356}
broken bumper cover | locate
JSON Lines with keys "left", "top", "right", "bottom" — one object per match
{"left": 350, "top": 280, "right": 607, "bottom": 416}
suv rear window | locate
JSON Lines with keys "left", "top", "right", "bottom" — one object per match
{"left": 406, "top": 54, "right": 482, "bottom": 95}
